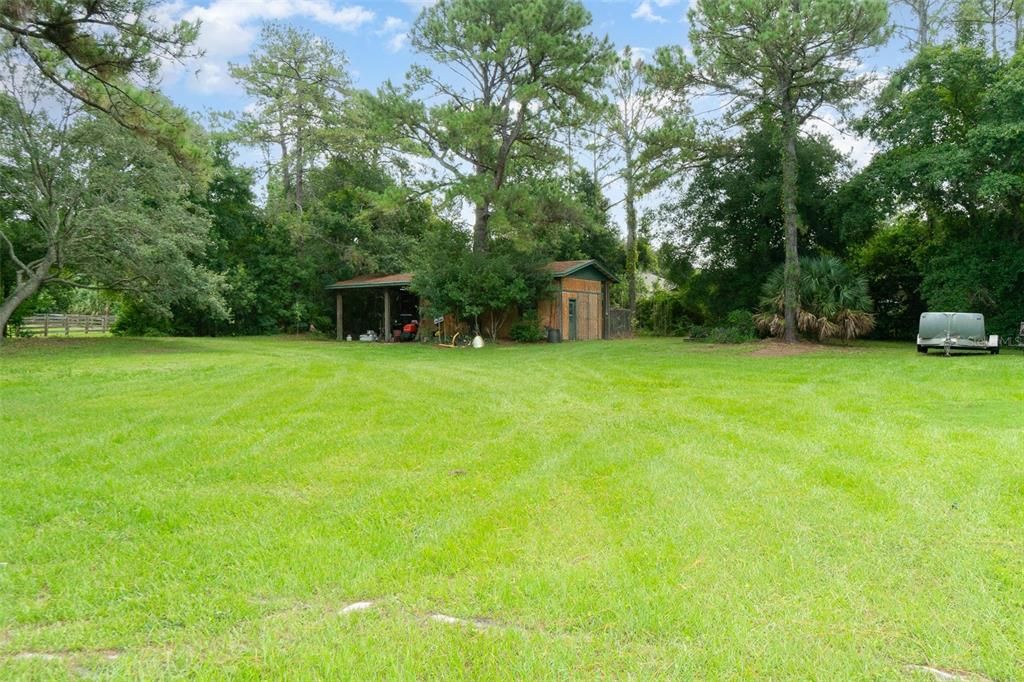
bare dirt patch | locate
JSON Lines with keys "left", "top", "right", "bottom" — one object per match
{"left": 11, "top": 648, "right": 121, "bottom": 662}
{"left": 905, "top": 664, "right": 994, "bottom": 681}
{"left": 427, "top": 613, "right": 499, "bottom": 629}
{"left": 749, "top": 339, "right": 857, "bottom": 357}
{"left": 339, "top": 601, "right": 375, "bottom": 614}
{"left": 425, "top": 612, "right": 518, "bottom": 632}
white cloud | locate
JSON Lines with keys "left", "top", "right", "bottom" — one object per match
{"left": 401, "top": 0, "right": 436, "bottom": 9}
{"left": 181, "top": 0, "right": 375, "bottom": 58}
{"left": 652, "top": 0, "right": 680, "bottom": 6}
{"left": 188, "top": 59, "right": 243, "bottom": 95}
{"left": 377, "top": 15, "right": 408, "bottom": 52}
{"left": 803, "top": 114, "right": 877, "bottom": 169}
{"left": 386, "top": 32, "right": 409, "bottom": 53}
{"left": 150, "top": 0, "right": 189, "bottom": 27}
{"left": 158, "top": 0, "right": 375, "bottom": 96}
{"left": 379, "top": 16, "right": 407, "bottom": 34}
{"left": 632, "top": 1, "right": 667, "bottom": 23}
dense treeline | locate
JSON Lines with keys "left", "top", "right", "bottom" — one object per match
{"left": 1, "top": 0, "right": 1022, "bottom": 342}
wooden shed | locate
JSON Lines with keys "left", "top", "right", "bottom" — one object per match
{"left": 326, "top": 259, "right": 618, "bottom": 342}
{"left": 538, "top": 260, "right": 618, "bottom": 341}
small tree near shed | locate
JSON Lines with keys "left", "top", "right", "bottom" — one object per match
{"left": 413, "top": 230, "right": 550, "bottom": 341}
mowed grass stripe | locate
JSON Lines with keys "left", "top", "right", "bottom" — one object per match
{"left": 1, "top": 337, "right": 1021, "bottom": 679}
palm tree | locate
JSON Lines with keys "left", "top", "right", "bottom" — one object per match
{"left": 754, "top": 256, "right": 875, "bottom": 341}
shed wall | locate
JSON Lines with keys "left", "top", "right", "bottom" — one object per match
{"left": 538, "top": 296, "right": 558, "bottom": 332}
{"left": 561, "top": 276, "right": 603, "bottom": 340}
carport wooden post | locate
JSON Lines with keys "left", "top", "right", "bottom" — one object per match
{"left": 383, "top": 288, "right": 391, "bottom": 341}
{"left": 335, "top": 292, "right": 343, "bottom": 341}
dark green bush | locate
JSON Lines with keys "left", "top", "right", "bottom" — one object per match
{"left": 509, "top": 310, "right": 545, "bottom": 342}
{"left": 686, "top": 315, "right": 756, "bottom": 344}
{"left": 708, "top": 326, "right": 753, "bottom": 344}
{"left": 687, "top": 325, "right": 711, "bottom": 339}
{"left": 724, "top": 309, "right": 756, "bottom": 337}
{"left": 111, "top": 303, "right": 173, "bottom": 336}
{"left": 636, "top": 290, "right": 702, "bottom": 336}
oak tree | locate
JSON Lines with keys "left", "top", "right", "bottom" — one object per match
{"left": 0, "top": 73, "right": 223, "bottom": 336}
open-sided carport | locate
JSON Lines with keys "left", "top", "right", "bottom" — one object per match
{"left": 326, "top": 259, "right": 619, "bottom": 342}
{"left": 326, "top": 273, "right": 420, "bottom": 341}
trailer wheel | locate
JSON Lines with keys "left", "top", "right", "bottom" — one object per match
{"left": 917, "top": 345, "right": 927, "bottom": 354}
{"left": 990, "top": 346, "right": 1000, "bottom": 355}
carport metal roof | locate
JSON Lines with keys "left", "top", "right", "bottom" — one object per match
{"left": 327, "top": 260, "right": 618, "bottom": 292}
{"left": 326, "top": 273, "right": 413, "bottom": 290}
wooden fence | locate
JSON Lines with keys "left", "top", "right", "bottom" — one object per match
{"left": 608, "top": 308, "right": 633, "bottom": 339}
{"left": 15, "top": 313, "right": 114, "bottom": 336}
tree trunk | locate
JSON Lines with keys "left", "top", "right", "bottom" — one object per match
{"left": 294, "top": 129, "right": 304, "bottom": 213}
{"left": 279, "top": 138, "right": 292, "bottom": 209}
{"left": 917, "top": 0, "right": 929, "bottom": 50}
{"left": 624, "top": 147, "right": 639, "bottom": 315}
{"left": 779, "top": 104, "right": 802, "bottom": 344}
{"left": 992, "top": 8, "right": 999, "bottom": 56}
{"left": 0, "top": 268, "right": 50, "bottom": 342}
{"left": 1016, "top": 6, "right": 1023, "bottom": 50}
{"left": 473, "top": 199, "right": 490, "bottom": 253}
{"left": 486, "top": 309, "right": 504, "bottom": 343}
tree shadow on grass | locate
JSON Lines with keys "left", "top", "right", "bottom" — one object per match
{"left": 0, "top": 336, "right": 221, "bottom": 357}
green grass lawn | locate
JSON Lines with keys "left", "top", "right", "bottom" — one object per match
{"left": 1, "top": 336, "right": 1022, "bottom": 679}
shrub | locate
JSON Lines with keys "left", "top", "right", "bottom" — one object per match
{"left": 636, "top": 290, "right": 702, "bottom": 336}
{"left": 687, "top": 324, "right": 711, "bottom": 339}
{"left": 509, "top": 311, "right": 545, "bottom": 342}
{"left": 754, "top": 256, "right": 875, "bottom": 341}
{"left": 709, "top": 326, "right": 753, "bottom": 344}
{"left": 411, "top": 232, "right": 552, "bottom": 342}
{"left": 112, "top": 303, "right": 173, "bottom": 336}
{"left": 724, "top": 309, "right": 756, "bottom": 337}
{"left": 685, "top": 324, "right": 753, "bottom": 344}
{"left": 687, "top": 310, "right": 759, "bottom": 344}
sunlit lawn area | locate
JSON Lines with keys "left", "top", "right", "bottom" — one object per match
{"left": 1, "top": 336, "right": 1022, "bottom": 679}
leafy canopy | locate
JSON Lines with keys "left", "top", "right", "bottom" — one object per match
{"left": 224, "top": 23, "right": 352, "bottom": 215}
{"left": 656, "top": 122, "right": 850, "bottom": 317}
{"left": 681, "top": 0, "right": 891, "bottom": 126}
{"left": 856, "top": 45, "right": 1024, "bottom": 335}
{"left": 0, "top": 0, "right": 205, "bottom": 169}
{"left": 0, "top": 75, "right": 224, "bottom": 330}
{"left": 370, "top": 0, "right": 613, "bottom": 251}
